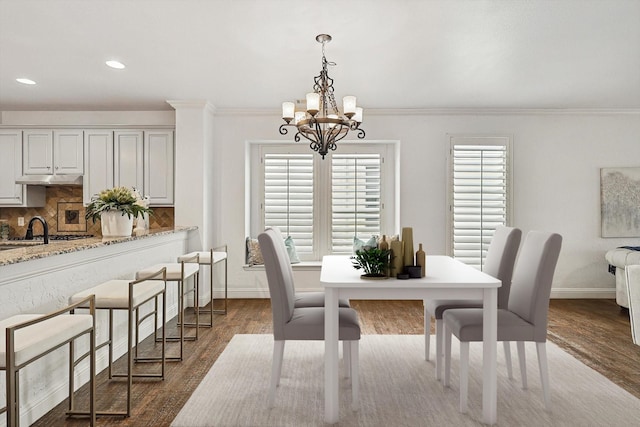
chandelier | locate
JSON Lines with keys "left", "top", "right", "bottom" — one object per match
{"left": 279, "top": 34, "right": 365, "bottom": 159}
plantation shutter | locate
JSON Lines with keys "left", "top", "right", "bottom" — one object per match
{"left": 450, "top": 141, "right": 509, "bottom": 270}
{"left": 331, "top": 153, "right": 382, "bottom": 253}
{"left": 263, "top": 153, "right": 314, "bottom": 253}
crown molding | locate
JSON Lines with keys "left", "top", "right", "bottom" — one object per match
{"left": 213, "top": 107, "right": 640, "bottom": 116}
{"left": 166, "top": 100, "right": 216, "bottom": 115}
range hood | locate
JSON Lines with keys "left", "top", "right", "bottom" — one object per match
{"left": 16, "top": 175, "right": 83, "bottom": 186}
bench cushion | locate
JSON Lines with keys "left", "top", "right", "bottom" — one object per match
{"left": 0, "top": 314, "right": 93, "bottom": 368}
{"left": 71, "top": 279, "right": 164, "bottom": 309}
{"left": 136, "top": 263, "right": 199, "bottom": 281}
{"left": 178, "top": 251, "right": 227, "bottom": 265}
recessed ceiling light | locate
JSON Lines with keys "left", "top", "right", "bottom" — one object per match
{"left": 106, "top": 60, "right": 125, "bottom": 69}
{"left": 16, "top": 78, "right": 36, "bottom": 85}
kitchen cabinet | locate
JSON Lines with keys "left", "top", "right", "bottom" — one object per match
{"left": 144, "top": 130, "right": 174, "bottom": 205}
{"left": 83, "top": 129, "right": 174, "bottom": 206}
{"left": 0, "top": 130, "right": 45, "bottom": 207}
{"left": 114, "top": 130, "right": 144, "bottom": 191}
{"left": 23, "top": 129, "right": 84, "bottom": 175}
{"left": 83, "top": 130, "right": 114, "bottom": 203}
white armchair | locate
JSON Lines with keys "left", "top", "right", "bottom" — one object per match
{"left": 605, "top": 248, "right": 640, "bottom": 308}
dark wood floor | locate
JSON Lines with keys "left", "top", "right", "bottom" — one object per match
{"left": 33, "top": 299, "right": 640, "bottom": 427}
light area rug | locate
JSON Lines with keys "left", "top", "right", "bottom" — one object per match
{"left": 172, "top": 334, "right": 640, "bottom": 426}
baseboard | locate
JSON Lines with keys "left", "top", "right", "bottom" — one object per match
{"left": 550, "top": 287, "right": 615, "bottom": 299}
{"left": 225, "top": 288, "right": 271, "bottom": 299}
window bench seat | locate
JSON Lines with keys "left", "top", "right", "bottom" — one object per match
{"left": 243, "top": 261, "right": 322, "bottom": 271}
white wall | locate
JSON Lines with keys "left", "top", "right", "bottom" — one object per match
{"left": 212, "top": 109, "right": 640, "bottom": 299}
{"left": 3, "top": 108, "right": 640, "bottom": 300}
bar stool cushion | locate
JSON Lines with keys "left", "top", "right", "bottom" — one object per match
{"left": 70, "top": 279, "right": 165, "bottom": 309}
{"left": 137, "top": 263, "right": 199, "bottom": 281}
{"left": 0, "top": 314, "right": 93, "bottom": 368}
{"left": 178, "top": 251, "right": 227, "bottom": 265}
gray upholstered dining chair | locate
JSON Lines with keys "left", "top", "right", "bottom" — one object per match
{"left": 268, "top": 226, "right": 350, "bottom": 309}
{"left": 625, "top": 265, "right": 640, "bottom": 345}
{"left": 443, "top": 231, "right": 562, "bottom": 413}
{"left": 258, "top": 228, "right": 361, "bottom": 409}
{"left": 424, "top": 225, "right": 522, "bottom": 381}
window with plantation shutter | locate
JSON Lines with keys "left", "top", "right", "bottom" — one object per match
{"left": 249, "top": 143, "right": 397, "bottom": 262}
{"left": 263, "top": 153, "right": 315, "bottom": 254}
{"left": 331, "top": 153, "right": 382, "bottom": 252}
{"left": 447, "top": 135, "right": 512, "bottom": 270}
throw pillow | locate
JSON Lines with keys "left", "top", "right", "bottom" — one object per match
{"left": 284, "top": 236, "right": 300, "bottom": 264}
{"left": 364, "top": 235, "right": 378, "bottom": 250}
{"left": 246, "top": 237, "right": 264, "bottom": 266}
{"left": 353, "top": 236, "right": 365, "bottom": 254}
{"left": 353, "top": 235, "right": 380, "bottom": 253}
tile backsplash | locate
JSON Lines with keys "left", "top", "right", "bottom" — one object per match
{"left": 0, "top": 186, "right": 174, "bottom": 238}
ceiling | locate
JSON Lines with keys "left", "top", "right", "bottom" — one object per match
{"left": 1, "top": 0, "right": 639, "bottom": 112}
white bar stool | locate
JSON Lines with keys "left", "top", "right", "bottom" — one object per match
{"left": 178, "top": 245, "right": 228, "bottom": 327}
{"left": 69, "top": 268, "right": 167, "bottom": 417}
{"left": 136, "top": 256, "right": 199, "bottom": 361}
{"left": 1, "top": 295, "right": 96, "bottom": 427}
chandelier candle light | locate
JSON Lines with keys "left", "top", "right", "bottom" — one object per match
{"left": 279, "top": 34, "right": 365, "bottom": 159}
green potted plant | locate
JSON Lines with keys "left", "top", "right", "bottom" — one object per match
{"left": 351, "top": 247, "right": 391, "bottom": 279}
{"left": 85, "top": 186, "right": 152, "bottom": 237}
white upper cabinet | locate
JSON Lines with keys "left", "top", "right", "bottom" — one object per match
{"left": 113, "top": 130, "right": 174, "bottom": 205}
{"left": 83, "top": 130, "right": 114, "bottom": 204}
{"left": 23, "top": 129, "right": 84, "bottom": 175}
{"left": 0, "top": 130, "right": 24, "bottom": 203}
{"left": 54, "top": 130, "right": 84, "bottom": 174}
{"left": 144, "top": 130, "right": 174, "bottom": 205}
{"left": 113, "top": 130, "right": 144, "bottom": 191}
{"left": 23, "top": 130, "right": 53, "bottom": 174}
{"left": 0, "top": 130, "right": 45, "bottom": 207}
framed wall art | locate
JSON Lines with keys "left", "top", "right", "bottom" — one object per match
{"left": 600, "top": 167, "right": 640, "bottom": 237}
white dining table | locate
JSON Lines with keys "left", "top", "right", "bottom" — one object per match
{"left": 321, "top": 255, "right": 501, "bottom": 425}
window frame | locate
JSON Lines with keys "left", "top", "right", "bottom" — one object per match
{"left": 247, "top": 141, "right": 398, "bottom": 262}
{"left": 446, "top": 134, "right": 513, "bottom": 269}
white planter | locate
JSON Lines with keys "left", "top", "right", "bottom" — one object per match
{"left": 100, "top": 210, "right": 134, "bottom": 237}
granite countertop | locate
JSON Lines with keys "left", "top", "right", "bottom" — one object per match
{"left": 0, "top": 226, "right": 197, "bottom": 267}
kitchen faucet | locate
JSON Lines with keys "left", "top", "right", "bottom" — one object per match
{"left": 25, "top": 216, "right": 49, "bottom": 244}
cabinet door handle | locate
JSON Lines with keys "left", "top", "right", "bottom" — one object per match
{"left": 55, "top": 166, "right": 59, "bottom": 170}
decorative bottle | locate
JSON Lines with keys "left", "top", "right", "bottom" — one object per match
{"left": 401, "top": 227, "right": 414, "bottom": 267}
{"left": 416, "top": 243, "right": 426, "bottom": 277}
{"left": 379, "top": 235, "right": 390, "bottom": 276}
{"left": 390, "top": 240, "right": 404, "bottom": 278}
{"left": 379, "top": 235, "right": 389, "bottom": 250}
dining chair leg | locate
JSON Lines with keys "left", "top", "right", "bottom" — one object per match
{"left": 268, "top": 340, "right": 285, "bottom": 408}
{"left": 437, "top": 318, "right": 444, "bottom": 382}
{"left": 343, "top": 341, "right": 351, "bottom": 378}
{"left": 503, "top": 341, "right": 514, "bottom": 379}
{"left": 443, "top": 324, "right": 452, "bottom": 388}
{"left": 536, "top": 342, "right": 551, "bottom": 410}
{"left": 350, "top": 340, "right": 359, "bottom": 411}
{"left": 517, "top": 341, "right": 528, "bottom": 389}
{"left": 459, "top": 341, "right": 469, "bottom": 413}
{"left": 424, "top": 303, "right": 431, "bottom": 361}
